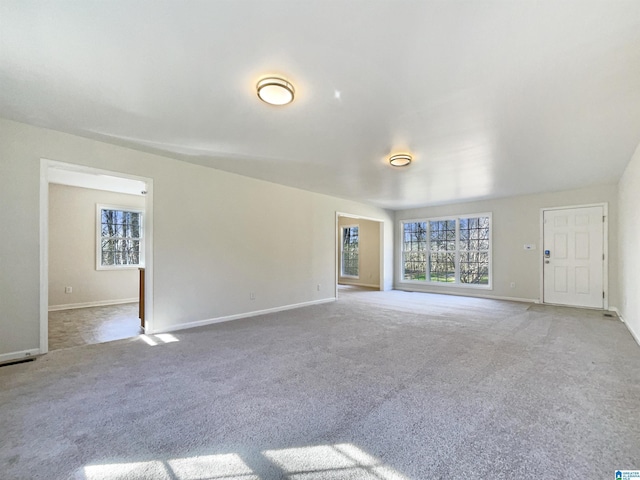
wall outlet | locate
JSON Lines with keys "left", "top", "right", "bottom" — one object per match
{"left": 249, "top": 292, "right": 255, "bottom": 300}
{"left": 317, "top": 284, "right": 321, "bottom": 291}
{"left": 65, "top": 286, "right": 72, "bottom": 294}
{"left": 510, "top": 282, "right": 516, "bottom": 289}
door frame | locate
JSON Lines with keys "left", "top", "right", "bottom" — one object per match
{"left": 39, "top": 159, "right": 154, "bottom": 354}
{"left": 539, "top": 203, "right": 608, "bottom": 309}
{"left": 335, "top": 212, "right": 385, "bottom": 298}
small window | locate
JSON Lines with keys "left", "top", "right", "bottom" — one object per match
{"left": 341, "top": 225, "right": 359, "bottom": 278}
{"left": 401, "top": 214, "right": 491, "bottom": 287}
{"left": 97, "top": 205, "right": 143, "bottom": 269}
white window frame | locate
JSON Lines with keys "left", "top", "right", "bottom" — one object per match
{"left": 399, "top": 212, "right": 492, "bottom": 289}
{"left": 340, "top": 224, "right": 360, "bottom": 279}
{"left": 96, "top": 204, "right": 144, "bottom": 270}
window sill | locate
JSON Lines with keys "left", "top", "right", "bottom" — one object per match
{"left": 96, "top": 265, "right": 143, "bottom": 271}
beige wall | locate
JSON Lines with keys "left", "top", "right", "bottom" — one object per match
{"left": 338, "top": 216, "right": 381, "bottom": 288}
{"left": 618, "top": 142, "right": 640, "bottom": 344}
{"left": 48, "top": 184, "right": 144, "bottom": 309}
{"left": 395, "top": 185, "right": 619, "bottom": 305}
{"left": 0, "top": 118, "right": 394, "bottom": 360}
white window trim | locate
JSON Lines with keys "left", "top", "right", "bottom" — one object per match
{"left": 96, "top": 203, "right": 145, "bottom": 270}
{"left": 399, "top": 212, "right": 493, "bottom": 290}
{"left": 340, "top": 224, "right": 360, "bottom": 279}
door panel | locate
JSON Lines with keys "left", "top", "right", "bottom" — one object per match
{"left": 543, "top": 206, "right": 604, "bottom": 308}
{"left": 554, "top": 267, "right": 568, "bottom": 292}
{"left": 555, "top": 233, "right": 568, "bottom": 258}
{"left": 575, "top": 267, "right": 589, "bottom": 294}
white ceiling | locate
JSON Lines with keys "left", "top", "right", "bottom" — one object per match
{"left": 2, "top": 1, "right": 639, "bottom": 210}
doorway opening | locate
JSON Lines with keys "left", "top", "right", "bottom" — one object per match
{"left": 541, "top": 203, "right": 608, "bottom": 309}
{"left": 39, "top": 160, "right": 154, "bottom": 353}
{"left": 335, "top": 212, "right": 384, "bottom": 298}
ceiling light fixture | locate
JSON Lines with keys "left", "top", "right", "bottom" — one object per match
{"left": 256, "top": 77, "right": 295, "bottom": 105}
{"left": 389, "top": 154, "right": 412, "bottom": 167}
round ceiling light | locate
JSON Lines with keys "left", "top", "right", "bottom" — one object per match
{"left": 389, "top": 153, "right": 412, "bottom": 167}
{"left": 256, "top": 77, "right": 295, "bottom": 105}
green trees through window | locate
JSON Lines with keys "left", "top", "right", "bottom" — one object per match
{"left": 402, "top": 215, "right": 490, "bottom": 286}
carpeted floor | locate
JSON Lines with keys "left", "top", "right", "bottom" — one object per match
{"left": 1, "top": 288, "right": 639, "bottom": 479}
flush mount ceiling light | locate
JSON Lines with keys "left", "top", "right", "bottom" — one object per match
{"left": 256, "top": 77, "right": 295, "bottom": 105}
{"left": 389, "top": 153, "right": 412, "bottom": 167}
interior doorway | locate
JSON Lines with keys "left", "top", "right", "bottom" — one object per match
{"left": 39, "top": 160, "right": 154, "bottom": 354}
{"left": 541, "top": 204, "right": 607, "bottom": 309}
{"left": 335, "top": 212, "right": 384, "bottom": 298}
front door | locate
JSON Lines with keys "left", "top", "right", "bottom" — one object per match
{"left": 542, "top": 206, "right": 604, "bottom": 308}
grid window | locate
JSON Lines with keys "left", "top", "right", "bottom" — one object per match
{"left": 98, "top": 206, "right": 143, "bottom": 269}
{"left": 402, "top": 222, "right": 427, "bottom": 280}
{"left": 459, "top": 217, "right": 490, "bottom": 285}
{"left": 401, "top": 214, "right": 491, "bottom": 287}
{"left": 429, "top": 220, "right": 456, "bottom": 283}
{"left": 341, "top": 226, "right": 359, "bottom": 277}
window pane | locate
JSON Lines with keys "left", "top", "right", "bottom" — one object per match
{"left": 403, "top": 215, "right": 490, "bottom": 286}
{"left": 403, "top": 222, "right": 426, "bottom": 252}
{"left": 342, "top": 226, "right": 359, "bottom": 276}
{"left": 403, "top": 252, "right": 426, "bottom": 281}
{"left": 131, "top": 218, "right": 140, "bottom": 238}
{"left": 99, "top": 208, "right": 143, "bottom": 267}
{"left": 460, "top": 252, "right": 489, "bottom": 285}
{"left": 101, "top": 251, "right": 112, "bottom": 266}
{"left": 342, "top": 252, "right": 358, "bottom": 276}
{"left": 460, "top": 220, "right": 470, "bottom": 250}
{"left": 430, "top": 220, "right": 455, "bottom": 241}
{"left": 462, "top": 216, "right": 489, "bottom": 242}
{"left": 430, "top": 252, "right": 455, "bottom": 283}
{"left": 101, "top": 239, "right": 114, "bottom": 251}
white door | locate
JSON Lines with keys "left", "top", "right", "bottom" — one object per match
{"left": 542, "top": 206, "right": 604, "bottom": 308}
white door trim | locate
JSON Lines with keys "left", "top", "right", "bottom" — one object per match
{"left": 539, "top": 203, "right": 608, "bottom": 309}
{"left": 39, "top": 159, "right": 155, "bottom": 354}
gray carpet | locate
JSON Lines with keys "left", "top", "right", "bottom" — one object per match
{"left": 1, "top": 288, "right": 639, "bottom": 479}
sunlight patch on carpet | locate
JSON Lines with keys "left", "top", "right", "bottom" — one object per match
{"left": 263, "top": 443, "right": 409, "bottom": 479}
{"left": 83, "top": 460, "right": 169, "bottom": 478}
{"left": 155, "top": 333, "right": 179, "bottom": 343}
{"left": 168, "top": 453, "right": 256, "bottom": 479}
{"left": 138, "top": 333, "right": 180, "bottom": 347}
{"left": 81, "top": 444, "right": 408, "bottom": 480}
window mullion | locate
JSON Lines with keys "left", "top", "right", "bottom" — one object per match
{"left": 455, "top": 218, "right": 461, "bottom": 284}
{"left": 426, "top": 222, "right": 431, "bottom": 283}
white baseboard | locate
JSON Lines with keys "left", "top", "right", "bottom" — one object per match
{"left": 48, "top": 298, "right": 138, "bottom": 312}
{"left": 611, "top": 307, "right": 640, "bottom": 347}
{"left": 393, "top": 286, "right": 537, "bottom": 304}
{"left": 0, "top": 348, "right": 40, "bottom": 365}
{"left": 628, "top": 324, "right": 640, "bottom": 347}
{"left": 153, "top": 297, "right": 337, "bottom": 334}
{"left": 338, "top": 282, "right": 380, "bottom": 289}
